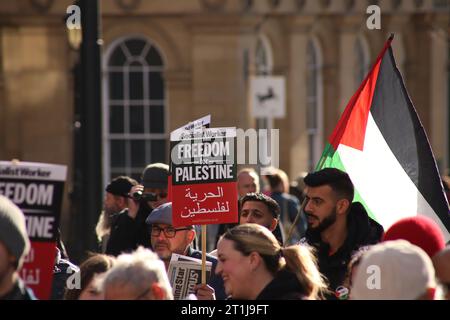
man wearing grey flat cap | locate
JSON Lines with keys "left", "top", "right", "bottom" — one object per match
{"left": 0, "top": 196, "right": 36, "bottom": 300}
{"left": 107, "top": 163, "right": 170, "bottom": 256}
{"left": 146, "top": 202, "right": 226, "bottom": 300}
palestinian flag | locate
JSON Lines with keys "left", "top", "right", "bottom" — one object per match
{"left": 317, "top": 35, "right": 450, "bottom": 241}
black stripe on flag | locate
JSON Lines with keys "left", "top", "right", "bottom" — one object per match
{"left": 370, "top": 47, "right": 450, "bottom": 232}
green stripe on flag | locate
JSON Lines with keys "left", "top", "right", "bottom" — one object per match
{"left": 315, "top": 143, "right": 378, "bottom": 222}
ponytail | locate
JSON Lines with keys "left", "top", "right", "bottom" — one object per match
{"left": 281, "top": 245, "right": 329, "bottom": 300}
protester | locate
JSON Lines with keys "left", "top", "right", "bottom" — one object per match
{"left": 263, "top": 167, "right": 306, "bottom": 244}
{"left": 0, "top": 196, "right": 35, "bottom": 300}
{"left": 146, "top": 202, "right": 226, "bottom": 300}
{"left": 215, "top": 223, "right": 327, "bottom": 300}
{"left": 102, "top": 247, "right": 173, "bottom": 300}
{"left": 214, "top": 168, "right": 261, "bottom": 246}
{"left": 432, "top": 247, "right": 450, "bottom": 300}
{"left": 237, "top": 168, "right": 260, "bottom": 197}
{"left": 96, "top": 176, "right": 138, "bottom": 253}
{"left": 106, "top": 163, "right": 169, "bottom": 256}
{"left": 239, "top": 168, "right": 285, "bottom": 244}
{"left": 239, "top": 193, "right": 280, "bottom": 233}
{"left": 383, "top": 215, "right": 445, "bottom": 258}
{"left": 65, "top": 254, "right": 115, "bottom": 300}
{"left": 211, "top": 168, "right": 261, "bottom": 250}
{"left": 299, "top": 168, "right": 383, "bottom": 299}
{"left": 289, "top": 171, "right": 308, "bottom": 203}
{"left": 216, "top": 168, "right": 285, "bottom": 247}
{"left": 209, "top": 192, "right": 281, "bottom": 256}
{"left": 351, "top": 240, "right": 438, "bottom": 300}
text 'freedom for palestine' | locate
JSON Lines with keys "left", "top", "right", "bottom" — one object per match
{"left": 175, "top": 164, "right": 234, "bottom": 183}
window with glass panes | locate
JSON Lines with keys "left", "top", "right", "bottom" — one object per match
{"left": 104, "top": 37, "right": 167, "bottom": 183}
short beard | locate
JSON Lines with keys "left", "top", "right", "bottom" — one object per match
{"left": 309, "top": 209, "right": 337, "bottom": 233}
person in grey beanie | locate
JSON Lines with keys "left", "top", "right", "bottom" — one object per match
{"left": 106, "top": 163, "right": 170, "bottom": 256}
{"left": 0, "top": 195, "right": 36, "bottom": 300}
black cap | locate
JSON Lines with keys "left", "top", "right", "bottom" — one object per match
{"left": 105, "top": 176, "right": 138, "bottom": 197}
{"left": 141, "top": 163, "right": 169, "bottom": 189}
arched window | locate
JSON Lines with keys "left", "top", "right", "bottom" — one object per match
{"left": 354, "top": 37, "right": 370, "bottom": 87}
{"left": 103, "top": 37, "right": 167, "bottom": 183}
{"left": 306, "top": 39, "right": 323, "bottom": 171}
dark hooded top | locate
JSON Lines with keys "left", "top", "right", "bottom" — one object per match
{"left": 0, "top": 278, "right": 36, "bottom": 300}
{"left": 256, "top": 269, "right": 306, "bottom": 300}
{"left": 301, "top": 202, "right": 384, "bottom": 300}
{"left": 106, "top": 204, "right": 152, "bottom": 256}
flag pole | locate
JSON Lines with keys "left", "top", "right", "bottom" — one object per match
{"left": 284, "top": 197, "right": 307, "bottom": 246}
{"left": 201, "top": 225, "right": 207, "bottom": 285}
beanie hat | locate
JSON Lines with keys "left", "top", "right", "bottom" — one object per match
{"left": 141, "top": 163, "right": 169, "bottom": 189}
{"left": 105, "top": 176, "right": 138, "bottom": 197}
{"left": 0, "top": 195, "right": 30, "bottom": 270}
{"left": 383, "top": 216, "right": 445, "bottom": 258}
{"left": 351, "top": 240, "right": 436, "bottom": 300}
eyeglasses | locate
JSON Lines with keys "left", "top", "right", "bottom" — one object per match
{"left": 151, "top": 226, "right": 191, "bottom": 238}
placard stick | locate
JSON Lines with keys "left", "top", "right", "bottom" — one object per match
{"left": 201, "top": 224, "right": 207, "bottom": 285}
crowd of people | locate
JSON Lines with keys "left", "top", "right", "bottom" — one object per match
{"left": 0, "top": 162, "right": 449, "bottom": 300}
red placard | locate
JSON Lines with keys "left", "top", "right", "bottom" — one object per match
{"left": 20, "top": 242, "right": 57, "bottom": 300}
{"left": 172, "top": 182, "right": 238, "bottom": 227}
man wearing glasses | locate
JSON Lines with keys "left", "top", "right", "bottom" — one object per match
{"left": 106, "top": 163, "right": 170, "bottom": 256}
{"left": 146, "top": 202, "right": 226, "bottom": 300}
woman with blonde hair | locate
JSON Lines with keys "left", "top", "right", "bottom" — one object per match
{"left": 215, "top": 223, "right": 327, "bottom": 300}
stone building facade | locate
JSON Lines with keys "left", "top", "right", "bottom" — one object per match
{"left": 0, "top": 0, "right": 448, "bottom": 248}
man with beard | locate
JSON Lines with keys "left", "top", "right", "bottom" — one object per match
{"left": 96, "top": 176, "right": 137, "bottom": 253}
{"left": 146, "top": 202, "right": 226, "bottom": 300}
{"left": 299, "top": 168, "right": 383, "bottom": 299}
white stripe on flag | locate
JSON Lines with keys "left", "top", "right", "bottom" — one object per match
{"left": 337, "top": 114, "right": 450, "bottom": 241}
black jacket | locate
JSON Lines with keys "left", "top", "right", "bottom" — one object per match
{"left": 256, "top": 269, "right": 306, "bottom": 300}
{"left": 186, "top": 247, "right": 227, "bottom": 300}
{"left": 51, "top": 249, "right": 79, "bottom": 300}
{"left": 302, "top": 202, "right": 384, "bottom": 300}
{"left": 0, "top": 278, "right": 36, "bottom": 300}
{"left": 106, "top": 205, "right": 152, "bottom": 256}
